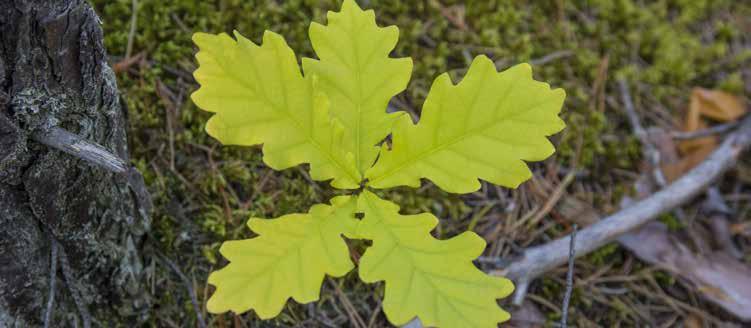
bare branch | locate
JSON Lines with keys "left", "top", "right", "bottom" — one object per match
{"left": 560, "top": 224, "right": 577, "bottom": 328}
{"left": 31, "top": 126, "right": 127, "bottom": 174}
{"left": 499, "top": 113, "right": 751, "bottom": 283}
{"left": 617, "top": 79, "right": 647, "bottom": 139}
{"left": 672, "top": 121, "right": 740, "bottom": 140}
{"left": 617, "top": 79, "right": 667, "bottom": 186}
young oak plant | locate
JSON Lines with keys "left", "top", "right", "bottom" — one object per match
{"left": 191, "top": 1, "right": 565, "bottom": 327}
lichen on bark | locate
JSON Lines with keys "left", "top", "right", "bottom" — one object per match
{"left": 0, "top": 0, "right": 149, "bottom": 325}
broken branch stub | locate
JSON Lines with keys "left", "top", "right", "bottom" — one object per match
{"left": 31, "top": 126, "right": 127, "bottom": 174}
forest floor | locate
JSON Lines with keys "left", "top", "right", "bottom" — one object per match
{"left": 90, "top": 0, "right": 751, "bottom": 327}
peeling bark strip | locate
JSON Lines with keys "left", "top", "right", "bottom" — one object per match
{"left": 0, "top": 0, "right": 149, "bottom": 326}
{"left": 32, "top": 126, "right": 128, "bottom": 174}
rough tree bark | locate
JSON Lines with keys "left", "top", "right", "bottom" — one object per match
{"left": 0, "top": 0, "right": 149, "bottom": 326}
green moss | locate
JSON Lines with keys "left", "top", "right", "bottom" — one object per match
{"left": 586, "top": 243, "right": 621, "bottom": 266}
{"left": 558, "top": 110, "right": 608, "bottom": 168}
{"left": 654, "top": 270, "right": 677, "bottom": 286}
{"left": 658, "top": 213, "right": 684, "bottom": 231}
{"left": 719, "top": 72, "right": 746, "bottom": 94}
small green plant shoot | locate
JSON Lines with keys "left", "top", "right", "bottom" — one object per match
{"left": 191, "top": 0, "right": 565, "bottom": 326}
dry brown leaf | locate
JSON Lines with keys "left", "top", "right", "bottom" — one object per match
{"left": 614, "top": 89, "right": 751, "bottom": 321}
{"left": 646, "top": 126, "right": 711, "bottom": 183}
{"left": 684, "top": 89, "right": 703, "bottom": 132}
{"left": 619, "top": 222, "right": 751, "bottom": 322}
{"left": 692, "top": 88, "right": 747, "bottom": 122}
{"left": 664, "top": 140, "right": 716, "bottom": 183}
{"left": 564, "top": 187, "right": 751, "bottom": 322}
{"left": 678, "top": 120, "right": 718, "bottom": 155}
{"left": 660, "top": 162, "right": 682, "bottom": 183}
{"left": 664, "top": 89, "right": 746, "bottom": 181}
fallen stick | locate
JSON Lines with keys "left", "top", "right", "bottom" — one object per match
{"left": 496, "top": 113, "right": 751, "bottom": 300}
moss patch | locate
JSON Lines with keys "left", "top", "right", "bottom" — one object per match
{"left": 92, "top": 0, "right": 750, "bottom": 326}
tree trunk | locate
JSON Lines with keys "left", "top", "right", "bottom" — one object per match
{"left": 0, "top": 0, "right": 149, "bottom": 326}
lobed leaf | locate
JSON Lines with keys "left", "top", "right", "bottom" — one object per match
{"left": 350, "top": 191, "right": 514, "bottom": 327}
{"left": 365, "top": 56, "right": 566, "bottom": 193}
{"left": 302, "top": 0, "right": 413, "bottom": 173}
{"left": 195, "top": 1, "right": 566, "bottom": 325}
{"left": 192, "top": 31, "right": 361, "bottom": 189}
{"left": 206, "top": 196, "right": 357, "bottom": 318}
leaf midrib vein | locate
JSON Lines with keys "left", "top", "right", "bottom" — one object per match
{"left": 327, "top": 14, "right": 396, "bottom": 174}
{"left": 360, "top": 193, "right": 495, "bottom": 326}
{"left": 239, "top": 40, "right": 359, "bottom": 185}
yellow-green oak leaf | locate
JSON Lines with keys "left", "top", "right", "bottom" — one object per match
{"left": 206, "top": 196, "right": 357, "bottom": 318}
{"left": 350, "top": 191, "right": 514, "bottom": 327}
{"left": 192, "top": 31, "right": 361, "bottom": 189}
{"left": 303, "top": 0, "right": 412, "bottom": 173}
{"left": 366, "top": 56, "right": 565, "bottom": 193}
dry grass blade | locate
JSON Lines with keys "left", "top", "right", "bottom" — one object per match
{"left": 329, "top": 279, "right": 367, "bottom": 328}
{"left": 516, "top": 171, "right": 575, "bottom": 229}
{"left": 156, "top": 253, "right": 207, "bottom": 328}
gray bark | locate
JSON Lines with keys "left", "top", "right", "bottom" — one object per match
{"left": 0, "top": 0, "right": 149, "bottom": 326}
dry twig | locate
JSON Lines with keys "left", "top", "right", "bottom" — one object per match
{"left": 125, "top": 0, "right": 139, "bottom": 59}
{"left": 617, "top": 79, "right": 667, "bottom": 186}
{"left": 156, "top": 253, "right": 207, "bottom": 328}
{"left": 516, "top": 171, "right": 575, "bottom": 229}
{"left": 672, "top": 121, "right": 740, "bottom": 140}
{"left": 560, "top": 224, "right": 577, "bottom": 328}
{"left": 498, "top": 113, "right": 751, "bottom": 299}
